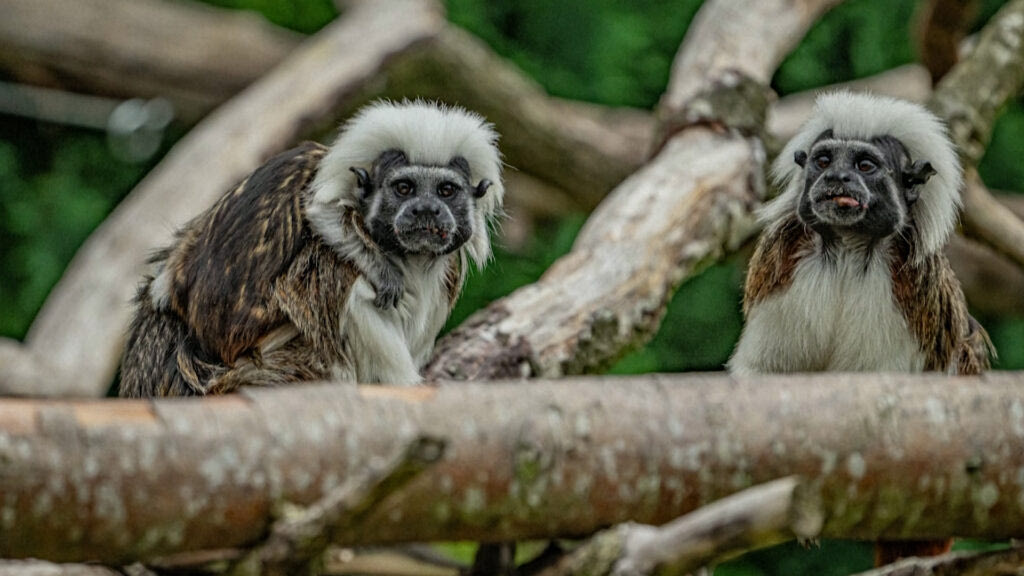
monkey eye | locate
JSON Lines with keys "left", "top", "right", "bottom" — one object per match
{"left": 814, "top": 154, "right": 831, "bottom": 169}
{"left": 394, "top": 180, "right": 414, "bottom": 197}
{"left": 437, "top": 182, "right": 458, "bottom": 198}
{"left": 856, "top": 159, "right": 878, "bottom": 174}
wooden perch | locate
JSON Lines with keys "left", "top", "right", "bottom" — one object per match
{"left": 4, "top": 0, "right": 445, "bottom": 399}
{"left": 0, "top": 0, "right": 301, "bottom": 122}
{"left": 425, "top": 0, "right": 842, "bottom": 381}
{"left": 4, "top": 373, "right": 1024, "bottom": 564}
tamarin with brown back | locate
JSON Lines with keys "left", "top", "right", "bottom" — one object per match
{"left": 120, "top": 101, "right": 503, "bottom": 397}
{"left": 729, "top": 91, "right": 993, "bottom": 565}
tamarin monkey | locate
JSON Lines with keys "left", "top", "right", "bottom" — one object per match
{"left": 730, "top": 91, "right": 993, "bottom": 566}
{"left": 120, "top": 101, "right": 503, "bottom": 397}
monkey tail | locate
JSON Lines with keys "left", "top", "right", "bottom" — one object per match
{"left": 874, "top": 539, "right": 953, "bottom": 567}
{"left": 119, "top": 280, "right": 222, "bottom": 397}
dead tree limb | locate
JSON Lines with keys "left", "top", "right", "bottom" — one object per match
{"left": 3, "top": 373, "right": 1024, "bottom": 564}
{"left": 0, "top": 0, "right": 302, "bottom": 122}
{"left": 928, "top": 0, "right": 1024, "bottom": 271}
{"left": 535, "top": 477, "right": 819, "bottom": 576}
{"left": 424, "top": 0, "right": 843, "bottom": 381}
{"left": 2, "top": 0, "right": 445, "bottom": 399}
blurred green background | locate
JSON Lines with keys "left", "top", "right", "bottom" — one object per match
{"left": 0, "top": 0, "right": 1021, "bottom": 573}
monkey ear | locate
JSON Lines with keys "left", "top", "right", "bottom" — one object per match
{"left": 902, "top": 160, "right": 935, "bottom": 205}
{"left": 474, "top": 179, "right": 492, "bottom": 199}
{"left": 349, "top": 167, "right": 371, "bottom": 198}
{"left": 794, "top": 150, "right": 808, "bottom": 168}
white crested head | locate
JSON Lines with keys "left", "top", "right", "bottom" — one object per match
{"left": 763, "top": 90, "right": 962, "bottom": 260}
{"left": 308, "top": 100, "right": 504, "bottom": 267}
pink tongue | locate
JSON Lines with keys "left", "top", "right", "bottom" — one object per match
{"left": 834, "top": 196, "right": 861, "bottom": 208}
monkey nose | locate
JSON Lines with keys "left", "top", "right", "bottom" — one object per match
{"left": 411, "top": 204, "right": 442, "bottom": 217}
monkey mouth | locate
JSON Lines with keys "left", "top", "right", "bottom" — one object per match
{"left": 815, "top": 189, "right": 868, "bottom": 211}
{"left": 395, "top": 221, "right": 458, "bottom": 253}
{"left": 831, "top": 195, "right": 862, "bottom": 209}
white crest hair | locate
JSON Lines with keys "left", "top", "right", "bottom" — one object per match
{"left": 762, "top": 90, "right": 963, "bottom": 261}
{"left": 307, "top": 100, "right": 504, "bottom": 268}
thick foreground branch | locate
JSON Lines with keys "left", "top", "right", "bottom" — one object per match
{"left": 11, "top": 0, "right": 444, "bottom": 398}
{"left": 3, "top": 373, "right": 1024, "bottom": 564}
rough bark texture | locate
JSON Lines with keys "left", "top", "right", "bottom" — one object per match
{"left": 10, "top": 0, "right": 444, "bottom": 398}
{"left": 3, "top": 374, "right": 1024, "bottom": 564}
{"left": 0, "top": 0, "right": 302, "bottom": 122}
{"left": 927, "top": 0, "right": 1024, "bottom": 273}
{"left": 929, "top": 0, "right": 1024, "bottom": 166}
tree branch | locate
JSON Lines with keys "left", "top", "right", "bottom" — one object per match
{"left": 929, "top": 0, "right": 1024, "bottom": 166}
{"left": 5, "top": 0, "right": 445, "bottom": 398}
{"left": 4, "top": 373, "right": 1024, "bottom": 564}
{"left": 0, "top": 0, "right": 301, "bottom": 122}
{"left": 226, "top": 436, "right": 445, "bottom": 576}
{"left": 535, "top": 477, "right": 819, "bottom": 576}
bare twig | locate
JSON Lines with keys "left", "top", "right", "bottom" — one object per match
{"left": 535, "top": 477, "right": 821, "bottom": 576}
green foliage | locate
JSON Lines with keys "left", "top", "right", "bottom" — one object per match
{"left": 716, "top": 540, "right": 873, "bottom": 576}
{"left": 0, "top": 121, "right": 149, "bottom": 338}
{"left": 446, "top": 0, "right": 702, "bottom": 108}
{"left": 198, "top": 0, "right": 336, "bottom": 33}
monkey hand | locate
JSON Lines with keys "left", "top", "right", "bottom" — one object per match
{"left": 373, "top": 263, "right": 404, "bottom": 309}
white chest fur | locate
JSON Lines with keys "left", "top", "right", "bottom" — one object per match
{"left": 729, "top": 248, "right": 925, "bottom": 374}
{"left": 344, "top": 257, "right": 451, "bottom": 385}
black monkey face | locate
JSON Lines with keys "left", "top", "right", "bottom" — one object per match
{"left": 795, "top": 132, "right": 934, "bottom": 240}
{"left": 353, "top": 150, "right": 490, "bottom": 256}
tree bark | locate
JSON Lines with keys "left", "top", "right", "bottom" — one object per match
{"left": 928, "top": 0, "right": 1024, "bottom": 272}
{"left": 0, "top": 0, "right": 302, "bottom": 122}
{"left": 3, "top": 373, "right": 1024, "bottom": 564}
{"left": 6, "top": 0, "right": 445, "bottom": 399}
